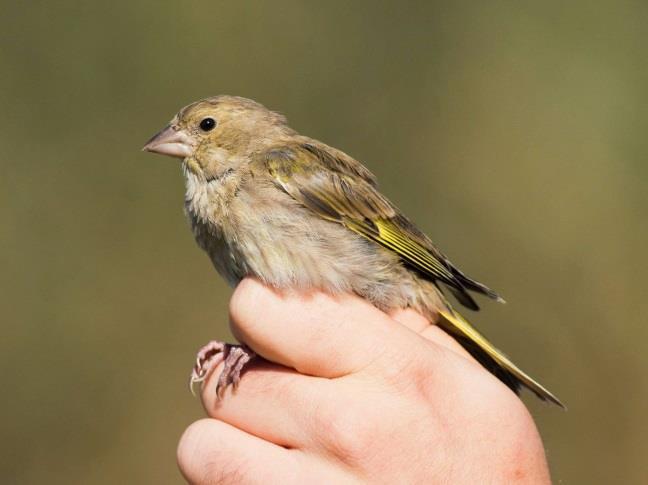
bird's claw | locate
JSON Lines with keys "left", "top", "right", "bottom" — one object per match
{"left": 189, "top": 341, "right": 255, "bottom": 398}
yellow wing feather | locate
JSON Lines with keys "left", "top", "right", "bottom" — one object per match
{"left": 264, "top": 143, "right": 503, "bottom": 309}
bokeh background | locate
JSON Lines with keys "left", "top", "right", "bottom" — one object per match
{"left": 2, "top": 1, "right": 646, "bottom": 483}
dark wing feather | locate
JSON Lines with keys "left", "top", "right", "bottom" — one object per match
{"left": 263, "top": 143, "right": 502, "bottom": 310}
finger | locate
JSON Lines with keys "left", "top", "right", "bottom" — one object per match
{"left": 389, "top": 307, "right": 474, "bottom": 360}
{"left": 199, "top": 360, "right": 325, "bottom": 448}
{"left": 229, "top": 278, "right": 429, "bottom": 379}
{"left": 177, "top": 419, "right": 303, "bottom": 484}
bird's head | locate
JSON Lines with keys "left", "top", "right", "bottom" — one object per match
{"left": 143, "top": 95, "right": 291, "bottom": 175}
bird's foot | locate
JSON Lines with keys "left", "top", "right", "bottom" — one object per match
{"left": 189, "top": 340, "right": 256, "bottom": 398}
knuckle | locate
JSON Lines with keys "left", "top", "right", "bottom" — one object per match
{"left": 313, "top": 402, "right": 378, "bottom": 465}
{"left": 376, "top": 346, "right": 437, "bottom": 400}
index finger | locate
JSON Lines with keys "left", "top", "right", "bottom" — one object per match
{"left": 228, "top": 278, "right": 434, "bottom": 379}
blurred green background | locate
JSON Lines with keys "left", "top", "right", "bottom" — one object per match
{"left": 2, "top": 1, "right": 646, "bottom": 483}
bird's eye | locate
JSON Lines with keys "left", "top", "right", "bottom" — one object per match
{"left": 199, "top": 118, "right": 216, "bottom": 132}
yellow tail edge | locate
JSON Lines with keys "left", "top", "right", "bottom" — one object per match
{"left": 438, "top": 308, "right": 565, "bottom": 409}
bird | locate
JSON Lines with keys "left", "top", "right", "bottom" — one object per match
{"left": 142, "top": 95, "right": 563, "bottom": 407}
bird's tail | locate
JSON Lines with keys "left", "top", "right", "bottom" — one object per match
{"left": 436, "top": 304, "right": 564, "bottom": 408}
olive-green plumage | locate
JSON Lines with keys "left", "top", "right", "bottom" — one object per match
{"left": 143, "top": 95, "right": 563, "bottom": 407}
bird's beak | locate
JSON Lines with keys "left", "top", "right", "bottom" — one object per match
{"left": 142, "top": 125, "right": 194, "bottom": 159}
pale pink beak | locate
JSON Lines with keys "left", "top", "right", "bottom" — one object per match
{"left": 142, "top": 125, "right": 194, "bottom": 159}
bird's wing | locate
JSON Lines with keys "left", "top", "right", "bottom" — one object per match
{"left": 262, "top": 143, "right": 502, "bottom": 310}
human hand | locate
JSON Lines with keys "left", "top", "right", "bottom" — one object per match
{"left": 177, "top": 278, "right": 551, "bottom": 484}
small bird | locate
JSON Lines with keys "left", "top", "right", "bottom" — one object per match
{"left": 143, "top": 95, "right": 562, "bottom": 407}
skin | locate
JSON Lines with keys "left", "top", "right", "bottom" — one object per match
{"left": 177, "top": 279, "right": 551, "bottom": 484}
